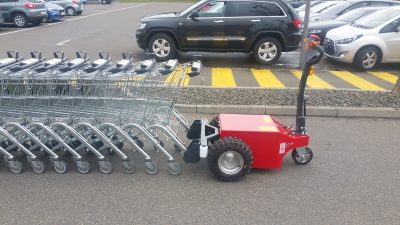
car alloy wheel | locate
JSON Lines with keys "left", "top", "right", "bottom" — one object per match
{"left": 362, "top": 51, "right": 377, "bottom": 69}
{"left": 258, "top": 42, "right": 277, "bottom": 62}
{"left": 66, "top": 7, "right": 76, "bottom": 16}
{"left": 14, "top": 15, "right": 26, "bottom": 27}
{"left": 152, "top": 38, "right": 171, "bottom": 58}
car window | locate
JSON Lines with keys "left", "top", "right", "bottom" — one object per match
{"left": 352, "top": 9, "right": 400, "bottom": 29}
{"left": 341, "top": 2, "right": 370, "bottom": 14}
{"left": 197, "top": 1, "right": 226, "bottom": 17}
{"left": 335, "top": 9, "right": 371, "bottom": 22}
{"left": 380, "top": 18, "right": 400, "bottom": 33}
{"left": 311, "top": 1, "right": 340, "bottom": 13}
{"left": 227, "top": 1, "right": 284, "bottom": 17}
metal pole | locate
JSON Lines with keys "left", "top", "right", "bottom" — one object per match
{"left": 299, "top": 0, "right": 312, "bottom": 69}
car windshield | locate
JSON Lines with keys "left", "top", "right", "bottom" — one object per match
{"left": 335, "top": 8, "right": 371, "bottom": 22}
{"left": 352, "top": 9, "right": 400, "bottom": 29}
{"left": 320, "top": 1, "right": 351, "bottom": 14}
{"left": 297, "top": 1, "right": 321, "bottom": 11}
{"left": 311, "top": 1, "right": 341, "bottom": 13}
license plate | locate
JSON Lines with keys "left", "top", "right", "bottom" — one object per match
{"left": 61, "top": 12, "right": 65, "bottom": 16}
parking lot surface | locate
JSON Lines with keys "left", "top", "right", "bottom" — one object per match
{"left": 0, "top": 114, "right": 399, "bottom": 225}
{"left": 0, "top": 2, "right": 398, "bottom": 91}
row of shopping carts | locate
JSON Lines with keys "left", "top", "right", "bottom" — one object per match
{"left": 0, "top": 50, "right": 202, "bottom": 175}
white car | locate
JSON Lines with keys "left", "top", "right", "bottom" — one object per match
{"left": 324, "top": 7, "right": 400, "bottom": 70}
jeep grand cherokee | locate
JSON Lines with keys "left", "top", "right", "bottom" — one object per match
{"left": 136, "top": 0, "right": 302, "bottom": 65}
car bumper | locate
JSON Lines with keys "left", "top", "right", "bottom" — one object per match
{"left": 26, "top": 9, "right": 48, "bottom": 18}
{"left": 284, "top": 32, "right": 302, "bottom": 52}
{"left": 74, "top": 4, "right": 84, "bottom": 12}
{"left": 323, "top": 41, "right": 357, "bottom": 63}
{"left": 136, "top": 29, "right": 148, "bottom": 49}
{"left": 48, "top": 11, "right": 65, "bottom": 21}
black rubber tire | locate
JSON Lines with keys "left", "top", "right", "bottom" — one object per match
{"left": 354, "top": 46, "right": 381, "bottom": 71}
{"left": 147, "top": 33, "right": 176, "bottom": 61}
{"left": 66, "top": 7, "right": 76, "bottom": 16}
{"left": 208, "top": 137, "right": 253, "bottom": 182}
{"left": 291, "top": 147, "right": 313, "bottom": 165}
{"left": 76, "top": 11, "right": 82, "bottom": 16}
{"left": 13, "top": 13, "right": 28, "bottom": 28}
{"left": 106, "top": 0, "right": 112, "bottom": 4}
{"left": 252, "top": 37, "right": 282, "bottom": 65}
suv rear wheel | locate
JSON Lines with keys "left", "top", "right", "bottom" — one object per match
{"left": 13, "top": 13, "right": 27, "bottom": 28}
{"left": 253, "top": 37, "right": 282, "bottom": 65}
{"left": 148, "top": 33, "right": 176, "bottom": 61}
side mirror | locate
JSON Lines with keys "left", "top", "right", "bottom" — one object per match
{"left": 189, "top": 10, "right": 199, "bottom": 21}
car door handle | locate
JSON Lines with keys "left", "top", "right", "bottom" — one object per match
{"left": 213, "top": 20, "right": 224, "bottom": 23}
{"left": 251, "top": 19, "right": 260, "bottom": 22}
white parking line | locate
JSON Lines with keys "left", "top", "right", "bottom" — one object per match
{"left": 0, "top": 3, "right": 150, "bottom": 37}
{"left": 56, "top": 39, "right": 71, "bottom": 46}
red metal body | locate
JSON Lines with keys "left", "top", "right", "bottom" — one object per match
{"left": 218, "top": 114, "right": 309, "bottom": 169}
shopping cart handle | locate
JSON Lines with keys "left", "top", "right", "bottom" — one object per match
{"left": 135, "top": 59, "right": 155, "bottom": 74}
{"left": 187, "top": 60, "right": 202, "bottom": 77}
{"left": 158, "top": 59, "right": 178, "bottom": 75}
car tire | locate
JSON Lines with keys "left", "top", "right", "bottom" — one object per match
{"left": 76, "top": 11, "right": 82, "bottom": 16}
{"left": 66, "top": 7, "right": 76, "bottom": 16}
{"left": 106, "top": 0, "right": 112, "bottom": 4}
{"left": 13, "top": 13, "right": 28, "bottom": 28}
{"left": 148, "top": 33, "right": 176, "bottom": 61}
{"left": 354, "top": 46, "right": 381, "bottom": 71}
{"left": 252, "top": 37, "right": 282, "bottom": 65}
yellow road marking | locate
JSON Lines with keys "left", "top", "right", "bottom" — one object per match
{"left": 212, "top": 68, "right": 236, "bottom": 87}
{"left": 368, "top": 72, "right": 398, "bottom": 84}
{"left": 330, "top": 71, "right": 385, "bottom": 91}
{"left": 250, "top": 69, "right": 284, "bottom": 88}
{"left": 291, "top": 70, "right": 335, "bottom": 89}
{"left": 164, "top": 66, "right": 190, "bottom": 87}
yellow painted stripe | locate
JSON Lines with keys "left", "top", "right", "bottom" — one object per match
{"left": 164, "top": 66, "right": 190, "bottom": 87}
{"left": 250, "top": 69, "right": 284, "bottom": 88}
{"left": 368, "top": 72, "right": 398, "bottom": 84}
{"left": 212, "top": 68, "right": 236, "bottom": 87}
{"left": 330, "top": 71, "right": 385, "bottom": 91}
{"left": 291, "top": 70, "right": 335, "bottom": 89}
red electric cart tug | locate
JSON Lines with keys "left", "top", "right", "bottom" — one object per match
{"left": 184, "top": 36, "right": 324, "bottom": 181}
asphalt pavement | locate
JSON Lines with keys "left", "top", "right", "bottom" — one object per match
{"left": 0, "top": 114, "right": 399, "bottom": 225}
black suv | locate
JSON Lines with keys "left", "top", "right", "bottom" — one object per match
{"left": 136, "top": 0, "right": 302, "bottom": 65}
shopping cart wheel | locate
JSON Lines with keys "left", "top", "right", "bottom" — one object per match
{"left": 98, "top": 160, "right": 112, "bottom": 174}
{"left": 54, "top": 160, "right": 68, "bottom": 174}
{"left": 32, "top": 160, "right": 46, "bottom": 174}
{"left": 134, "top": 139, "right": 144, "bottom": 149}
{"left": 145, "top": 160, "right": 158, "bottom": 175}
{"left": 153, "top": 140, "right": 164, "bottom": 151}
{"left": 291, "top": 147, "right": 313, "bottom": 165}
{"left": 76, "top": 160, "right": 90, "bottom": 174}
{"left": 8, "top": 160, "right": 23, "bottom": 174}
{"left": 168, "top": 161, "right": 181, "bottom": 175}
{"left": 122, "top": 160, "right": 135, "bottom": 174}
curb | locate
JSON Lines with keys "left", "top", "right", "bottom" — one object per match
{"left": 175, "top": 104, "right": 400, "bottom": 118}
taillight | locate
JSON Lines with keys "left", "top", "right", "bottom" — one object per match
{"left": 292, "top": 19, "right": 302, "bottom": 29}
{"left": 24, "top": 3, "right": 36, "bottom": 8}
{"left": 72, "top": 0, "right": 78, "bottom": 4}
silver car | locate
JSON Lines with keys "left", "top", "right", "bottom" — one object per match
{"left": 0, "top": 0, "right": 47, "bottom": 27}
{"left": 45, "top": 0, "right": 83, "bottom": 16}
{"left": 324, "top": 7, "right": 400, "bottom": 70}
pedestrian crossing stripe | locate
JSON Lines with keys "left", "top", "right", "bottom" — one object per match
{"left": 250, "top": 69, "right": 285, "bottom": 88}
{"left": 368, "top": 72, "right": 398, "bottom": 84}
{"left": 290, "top": 70, "right": 335, "bottom": 89}
{"left": 330, "top": 71, "right": 385, "bottom": 91}
{"left": 212, "top": 68, "right": 236, "bottom": 87}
